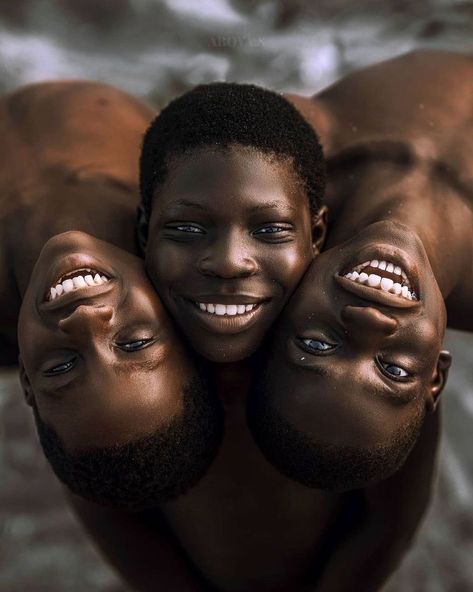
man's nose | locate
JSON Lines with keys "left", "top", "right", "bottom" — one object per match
{"left": 198, "top": 230, "right": 257, "bottom": 279}
{"left": 342, "top": 305, "right": 398, "bottom": 339}
{"left": 58, "top": 304, "right": 114, "bottom": 340}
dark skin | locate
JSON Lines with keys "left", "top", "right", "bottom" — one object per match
{"left": 257, "top": 49, "right": 472, "bottom": 590}
{"left": 0, "top": 81, "right": 221, "bottom": 590}
{"left": 124, "top": 56, "right": 450, "bottom": 592}
{"left": 142, "top": 144, "right": 327, "bottom": 364}
{"left": 276, "top": 49, "right": 473, "bottom": 478}
{"left": 3, "top": 53, "right": 466, "bottom": 592}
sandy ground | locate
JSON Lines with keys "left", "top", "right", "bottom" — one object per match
{"left": 1, "top": 1, "right": 473, "bottom": 590}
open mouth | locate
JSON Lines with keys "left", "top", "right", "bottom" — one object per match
{"left": 179, "top": 296, "right": 268, "bottom": 334}
{"left": 193, "top": 301, "right": 259, "bottom": 316}
{"left": 46, "top": 268, "right": 110, "bottom": 302}
{"left": 342, "top": 259, "right": 417, "bottom": 301}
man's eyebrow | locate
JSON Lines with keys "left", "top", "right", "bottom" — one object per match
{"left": 249, "top": 201, "right": 298, "bottom": 213}
{"left": 168, "top": 199, "right": 207, "bottom": 210}
{"left": 326, "top": 140, "right": 417, "bottom": 174}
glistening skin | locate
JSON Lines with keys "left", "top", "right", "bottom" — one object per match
{"left": 141, "top": 145, "right": 326, "bottom": 363}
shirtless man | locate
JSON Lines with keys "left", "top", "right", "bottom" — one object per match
{"left": 0, "top": 81, "right": 223, "bottom": 547}
{"left": 248, "top": 50, "right": 473, "bottom": 589}
{"left": 9, "top": 54, "right": 462, "bottom": 592}
{"left": 68, "top": 72, "right": 443, "bottom": 592}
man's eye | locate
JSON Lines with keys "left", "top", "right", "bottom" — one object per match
{"left": 253, "top": 225, "right": 291, "bottom": 237}
{"left": 43, "top": 358, "right": 76, "bottom": 376}
{"left": 379, "top": 360, "right": 410, "bottom": 379}
{"left": 300, "top": 338, "right": 337, "bottom": 353}
{"left": 117, "top": 338, "right": 155, "bottom": 352}
{"left": 174, "top": 225, "right": 205, "bottom": 234}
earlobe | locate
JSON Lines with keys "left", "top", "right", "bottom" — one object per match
{"left": 427, "top": 350, "right": 452, "bottom": 412}
{"left": 18, "top": 357, "right": 34, "bottom": 407}
{"left": 311, "top": 205, "right": 328, "bottom": 255}
{"left": 136, "top": 205, "right": 149, "bottom": 257}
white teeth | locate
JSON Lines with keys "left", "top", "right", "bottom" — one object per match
{"left": 48, "top": 269, "right": 109, "bottom": 301}
{"left": 215, "top": 304, "right": 226, "bottom": 316}
{"left": 72, "top": 275, "right": 86, "bottom": 288}
{"left": 343, "top": 258, "right": 417, "bottom": 301}
{"left": 196, "top": 302, "right": 258, "bottom": 315}
{"left": 380, "top": 278, "right": 394, "bottom": 292}
{"left": 367, "top": 274, "right": 382, "bottom": 288}
{"left": 63, "top": 279, "right": 74, "bottom": 292}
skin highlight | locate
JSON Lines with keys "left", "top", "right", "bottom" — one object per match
{"left": 144, "top": 144, "right": 326, "bottom": 363}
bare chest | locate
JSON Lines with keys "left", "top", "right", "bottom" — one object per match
{"left": 160, "top": 399, "right": 343, "bottom": 591}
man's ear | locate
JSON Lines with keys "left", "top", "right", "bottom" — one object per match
{"left": 311, "top": 205, "right": 328, "bottom": 255}
{"left": 427, "top": 350, "right": 452, "bottom": 412}
{"left": 18, "top": 357, "right": 34, "bottom": 407}
{"left": 136, "top": 205, "right": 149, "bottom": 257}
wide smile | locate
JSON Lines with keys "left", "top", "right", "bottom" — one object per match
{"left": 344, "top": 258, "right": 416, "bottom": 300}
{"left": 47, "top": 268, "right": 110, "bottom": 302}
{"left": 179, "top": 296, "right": 270, "bottom": 334}
{"left": 336, "top": 247, "right": 421, "bottom": 309}
{"left": 40, "top": 253, "right": 117, "bottom": 311}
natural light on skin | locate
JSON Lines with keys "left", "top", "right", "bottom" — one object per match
{"left": 259, "top": 220, "right": 451, "bottom": 457}
{"left": 18, "top": 231, "right": 196, "bottom": 453}
{"left": 144, "top": 145, "right": 326, "bottom": 363}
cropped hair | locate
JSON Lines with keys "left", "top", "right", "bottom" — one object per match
{"left": 140, "top": 82, "right": 325, "bottom": 220}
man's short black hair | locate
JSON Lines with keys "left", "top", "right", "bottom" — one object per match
{"left": 247, "top": 373, "right": 424, "bottom": 491}
{"left": 33, "top": 374, "right": 223, "bottom": 510}
{"left": 140, "top": 82, "right": 325, "bottom": 220}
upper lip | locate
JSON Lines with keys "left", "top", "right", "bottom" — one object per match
{"left": 181, "top": 294, "right": 270, "bottom": 305}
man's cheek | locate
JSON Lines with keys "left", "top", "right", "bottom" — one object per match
{"left": 275, "top": 247, "right": 312, "bottom": 290}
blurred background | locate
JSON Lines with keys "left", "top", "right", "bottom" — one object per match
{"left": 1, "top": 1, "right": 473, "bottom": 590}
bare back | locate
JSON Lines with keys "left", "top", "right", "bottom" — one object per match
{"left": 0, "top": 81, "right": 154, "bottom": 363}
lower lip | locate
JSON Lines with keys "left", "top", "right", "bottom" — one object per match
{"left": 179, "top": 298, "right": 268, "bottom": 334}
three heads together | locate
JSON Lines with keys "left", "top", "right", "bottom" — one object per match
{"left": 17, "top": 83, "right": 451, "bottom": 509}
